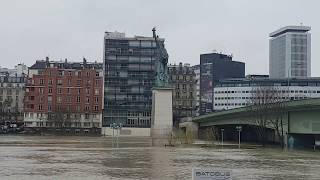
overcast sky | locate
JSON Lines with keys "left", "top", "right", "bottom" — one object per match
{"left": 0, "top": 0, "right": 319, "bottom": 76}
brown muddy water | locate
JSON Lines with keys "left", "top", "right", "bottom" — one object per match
{"left": 0, "top": 136, "right": 320, "bottom": 180}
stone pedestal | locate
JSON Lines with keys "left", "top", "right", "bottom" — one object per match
{"left": 151, "top": 87, "right": 173, "bottom": 146}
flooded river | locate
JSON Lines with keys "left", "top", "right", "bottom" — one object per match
{"left": 0, "top": 136, "right": 320, "bottom": 180}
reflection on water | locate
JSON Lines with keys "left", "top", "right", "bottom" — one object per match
{"left": 1, "top": 136, "right": 320, "bottom": 179}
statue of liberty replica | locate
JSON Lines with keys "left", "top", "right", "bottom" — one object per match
{"left": 151, "top": 27, "right": 173, "bottom": 146}
{"left": 152, "top": 27, "right": 169, "bottom": 87}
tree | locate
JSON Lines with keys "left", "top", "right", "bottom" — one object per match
{"left": 250, "top": 86, "right": 287, "bottom": 147}
{"left": 0, "top": 98, "right": 13, "bottom": 125}
{"left": 267, "top": 94, "right": 287, "bottom": 148}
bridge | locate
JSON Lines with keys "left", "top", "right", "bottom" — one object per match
{"left": 180, "top": 98, "right": 320, "bottom": 148}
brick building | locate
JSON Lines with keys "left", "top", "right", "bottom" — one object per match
{"left": 24, "top": 58, "right": 103, "bottom": 134}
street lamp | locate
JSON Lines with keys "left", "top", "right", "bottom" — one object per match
{"left": 221, "top": 128, "right": 224, "bottom": 147}
{"left": 236, "top": 126, "right": 242, "bottom": 149}
{"left": 287, "top": 66, "right": 291, "bottom": 101}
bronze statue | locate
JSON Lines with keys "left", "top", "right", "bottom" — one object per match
{"left": 152, "top": 27, "right": 169, "bottom": 87}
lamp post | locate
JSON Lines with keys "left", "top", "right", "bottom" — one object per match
{"left": 287, "top": 66, "right": 291, "bottom": 101}
{"left": 221, "top": 128, "right": 224, "bottom": 147}
{"left": 116, "top": 123, "right": 122, "bottom": 148}
{"left": 236, "top": 126, "right": 242, "bottom": 149}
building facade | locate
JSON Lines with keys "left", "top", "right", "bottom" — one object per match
{"left": 200, "top": 53, "right": 245, "bottom": 114}
{"left": 192, "top": 64, "right": 200, "bottom": 116}
{"left": 168, "top": 63, "right": 196, "bottom": 126}
{"left": 24, "top": 58, "right": 103, "bottom": 134}
{"left": 103, "top": 31, "right": 166, "bottom": 134}
{"left": 269, "top": 26, "right": 311, "bottom": 78}
{"left": 213, "top": 77, "right": 320, "bottom": 110}
{"left": 0, "top": 64, "right": 27, "bottom": 126}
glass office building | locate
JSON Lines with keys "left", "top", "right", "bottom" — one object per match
{"left": 103, "top": 31, "right": 165, "bottom": 128}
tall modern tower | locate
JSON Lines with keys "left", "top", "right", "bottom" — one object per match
{"left": 269, "top": 26, "right": 311, "bottom": 78}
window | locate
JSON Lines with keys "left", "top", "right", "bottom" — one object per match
{"left": 86, "top": 88, "right": 90, "bottom": 94}
{"left": 49, "top": 79, "right": 53, "bottom": 85}
{"left": 59, "top": 71, "right": 63, "bottom": 76}
{"left": 39, "top": 88, "right": 44, "bottom": 94}
{"left": 77, "top": 80, "right": 81, "bottom": 86}
{"left": 39, "top": 79, "right": 44, "bottom": 85}
{"left": 57, "top": 79, "right": 62, "bottom": 85}
{"left": 94, "top": 106, "right": 99, "bottom": 111}
{"left": 76, "top": 105, "right": 81, "bottom": 112}
{"left": 85, "top": 106, "right": 90, "bottom": 111}
{"left": 95, "top": 89, "right": 99, "bottom": 95}
{"left": 48, "top": 96, "right": 52, "bottom": 102}
{"left": 86, "top": 80, "right": 91, "bottom": 85}
{"left": 77, "top": 96, "right": 81, "bottom": 102}
{"left": 85, "top": 113, "right": 90, "bottom": 119}
{"left": 84, "top": 122, "right": 90, "bottom": 127}
{"left": 38, "top": 104, "right": 43, "bottom": 110}
{"left": 57, "top": 105, "right": 62, "bottom": 111}
{"left": 48, "top": 88, "right": 52, "bottom": 94}
{"left": 86, "top": 97, "right": 90, "bottom": 103}
{"left": 57, "top": 97, "right": 62, "bottom": 103}
{"left": 77, "top": 89, "right": 81, "bottom": 94}
{"left": 95, "top": 97, "right": 99, "bottom": 103}
{"left": 67, "top": 88, "right": 71, "bottom": 94}
{"left": 68, "top": 79, "right": 72, "bottom": 86}
{"left": 58, "top": 88, "right": 62, "bottom": 94}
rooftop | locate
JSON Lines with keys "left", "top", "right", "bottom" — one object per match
{"left": 104, "top": 31, "right": 164, "bottom": 41}
{"left": 269, "top": 26, "right": 311, "bottom": 37}
{"left": 29, "top": 57, "right": 102, "bottom": 70}
{"left": 215, "top": 77, "right": 320, "bottom": 87}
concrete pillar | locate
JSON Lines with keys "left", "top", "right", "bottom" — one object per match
{"left": 150, "top": 87, "right": 173, "bottom": 146}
